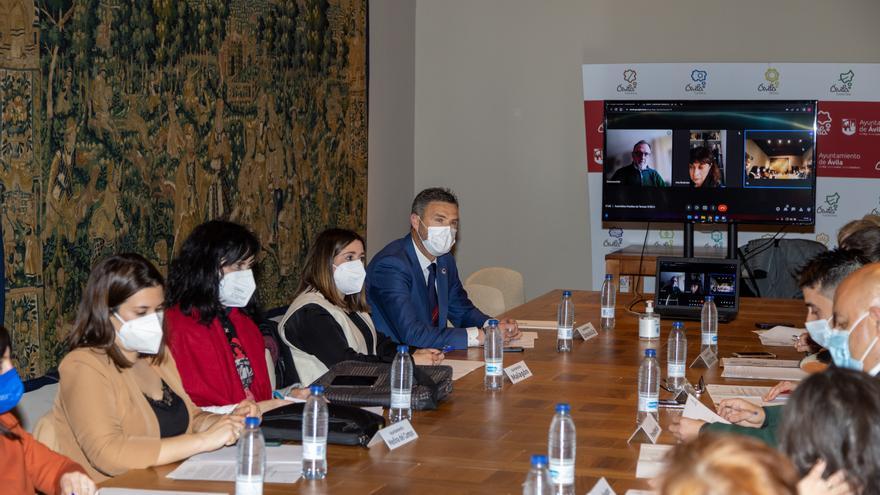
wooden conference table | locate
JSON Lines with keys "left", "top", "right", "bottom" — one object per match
{"left": 101, "top": 290, "right": 805, "bottom": 494}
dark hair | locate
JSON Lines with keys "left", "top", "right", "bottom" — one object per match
{"left": 411, "top": 188, "right": 458, "bottom": 217}
{"left": 688, "top": 146, "right": 722, "bottom": 187}
{"left": 840, "top": 226, "right": 880, "bottom": 262}
{"left": 0, "top": 325, "right": 20, "bottom": 439}
{"left": 796, "top": 248, "right": 868, "bottom": 297}
{"left": 67, "top": 254, "right": 166, "bottom": 369}
{"left": 166, "top": 220, "right": 261, "bottom": 325}
{"left": 633, "top": 140, "right": 652, "bottom": 152}
{"left": 294, "top": 228, "right": 369, "bottom": 312}
{"left": 779, "top": 368, "right": 880, "bottom": 493}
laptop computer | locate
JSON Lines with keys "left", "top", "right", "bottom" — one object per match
{"left": 654, "top": 257, "right": 742, "bottom": 322}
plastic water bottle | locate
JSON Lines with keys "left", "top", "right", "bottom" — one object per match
{"left": 637, "top": 349, "right": 660, "bottom": 424}
{"left": 235, "top": 417, "right": 264, "bottom": 495}
{"left": 390, "top": 345, "right": 413, "bottom": 423}
{"left": 557, "top": 291, "right": 574, "bottom": 352}
{"left": 600, "top": 274, "right": 616, "bottom": 331}
{"left": 701, "top": 295, "right": 718, "bottom": 355}
{"left": 667, "top": 322, "right": 687, "bottom": 393}
{"left": 547, "top": 403, "right": 576, "bottom": 494}
{"left": 522, "top": 454, "right": 553, "bottom": 495}
{"left": 302, "top": 384, "right": 328, "bottom": 480}
{"left": 638, "top": 300, "right": 660, "bottom": 340}
{"left": 485, "top": 319, "right": 504, "bottom": 390}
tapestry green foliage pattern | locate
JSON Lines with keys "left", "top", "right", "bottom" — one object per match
{"left": 0, "top": 0, "right": 368, "bottom": 378}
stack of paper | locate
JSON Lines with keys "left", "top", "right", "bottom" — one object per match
{"left": 508, "top": 331, "right": 538, "bottom": 348}
{"left": 754, "top": 326, "right": 802, "bottom": 346}
{"left": 635, "top": 444, "right": 673, "bottom": 479}
{"left": 720, "top": 358, "right": 807, "bottom": 381}
{"left": 167, "top": 445, "right": 302, "bottom": 483}
{"left": 442, "top": 359, "right": 485, "bottom": 381}
{"left": 682, "top": 394, "right": 729, "bottom": 424}
{"left": 706, "top": 384, "right": 789, "bottom": 407}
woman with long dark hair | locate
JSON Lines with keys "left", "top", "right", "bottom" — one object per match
{"left": 689, "top": 146, "right": 723, "bottom": 188}
{"left": 34, "top": 254, "right": 248, "bottom": 481}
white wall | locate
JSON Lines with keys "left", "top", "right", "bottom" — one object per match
{"left": 367, "top": 0, "right": 416, "bottom": 258}
{"left": 409, "top": 0, "right": 880, "bottom": 299}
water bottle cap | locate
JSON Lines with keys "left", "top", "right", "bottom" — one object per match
{"left": 562, "top": 290, "right": 572, "bottom": 296}
{"left": 397, "top": 345, "right": 409, "bottom": 353}
{"left": 245, "top": 416, "right": 260, "bottom": 428}
{"left": 487, "top": 319, "right": 499, "bottom": 326}
{"left": 673, "top": 321, "right": 683, "bottom": 328}
{"left": 705, "top": 295, "right": 714, "bottom": 301}
{"left": 309, "top": 384, "right": 324, "bottom": 395}
{"left": 555, "top": 403, "right": 570, "bottom": 413}
{"left": 605, "top": 274, "right": 613, "bottom": 280}
{"left": 645, "top": 349, "right": 656, "bottom": 357}
{"left": 530, "top": 454, "right": 548, "bottom": 466}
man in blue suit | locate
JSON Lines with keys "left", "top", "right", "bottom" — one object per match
{"left": 367, "top": 187, "right": 520, "bottom": 349}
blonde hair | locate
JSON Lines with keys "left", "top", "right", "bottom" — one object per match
{"left": 838, "top": 214, "right": 880, "bottom": 246}
{"left": 658, "top": 434, "right": 798, "bottom": 495}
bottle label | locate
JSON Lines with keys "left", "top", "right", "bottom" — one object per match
{"left": 638, "top": 318, "right": 659, "bottom": 339}
{"left": 638, "top": 393, "right": 659, "bottom": 413}
{"left": 235, "top": 477, "right": 264, "bottom": 495}
{"left": 667, "top": 363, "right": 685, "bottom": 378}
{"left": 548, "top": 458, "right": 575, "bottom": 485}
{"left": 702, "top": 334, "right": 718, "bottom": 345}
{"left": 485, "top": 358, "right": 503, "bottom": 376}
{"left": 601, "top": 307, "right": 615, "bottom": 318}
{"left": 302, "top": 438, "right": 327, "bottom": 461}
{"left": 557, "top": 326, "right": 573, "bottom": 339}
{"left": 391, "top": 390, "right": 411, "bottom": 409}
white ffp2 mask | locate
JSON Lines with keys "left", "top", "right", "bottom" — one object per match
{"left": 218, "top": 269, "right": 256, "bottom": 307}
{"left": 333, "top": 260, "right": 366, "bottom": 295}
{"left": 115, "top": 311, "right": 164, "bottom": 354}
{"left": 419, "top": 219, "right": 456, "bottom": 257}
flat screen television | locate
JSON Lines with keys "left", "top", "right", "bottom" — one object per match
{"left": 602, "top": 100, "right": 817, "bottom": 225}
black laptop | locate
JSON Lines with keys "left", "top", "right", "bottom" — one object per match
{"left": 654, "top": 257, "right": 742, "bottom": 322}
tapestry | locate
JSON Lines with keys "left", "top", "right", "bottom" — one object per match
{"left": 0, "top": 0, "right": 368, "bottom": 378}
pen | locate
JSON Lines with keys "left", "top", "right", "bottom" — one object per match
{"left": 441, "top": 345, "right": 456, "bottom": 353}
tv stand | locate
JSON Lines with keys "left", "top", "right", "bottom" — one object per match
{"left": 682, "top": 222, "right": 738, "bottom": 260}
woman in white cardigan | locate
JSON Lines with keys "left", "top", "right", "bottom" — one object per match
{"left": 278, "top": 229, "right": 444, "bottom": 385}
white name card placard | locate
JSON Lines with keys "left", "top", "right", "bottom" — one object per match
{"left": 503, "top": 360, "right": 533, "bottom": 384}
{"left": 576, "top": 322, "right": 599, "bottom": 341}
{"left": 690, "top": 348, "right": 718, "bottom": 369}
{"left": 587, "top": 477, "right": 617, "bottom": 495}
{"left": 367, "top": 419, "right": 419, "bottom": 450}
{"left": 627, "top": 413, "right": 662, "bottom": 444}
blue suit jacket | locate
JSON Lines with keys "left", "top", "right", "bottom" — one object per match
{"left": 367, "top": 234, "right": 489, "bottom": 349}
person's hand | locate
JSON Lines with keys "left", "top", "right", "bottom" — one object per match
{"left": 201, "top": 415, "right": 244, "bottom": 450}
{"left": 764, "top": 381, "right": 797, "bottom": 401}
{"left": 668, "top": 417, "right": 705, "bottom": 442}
{"left": 232, "top": 399, "right": 260, "bottom": 419}
{"left": 797, "top": 460, "right": 855, "bottom": 495}
{"left": 498, "top": 319, "right": 521, "bottom": 342}
{"left": 286, "top": 387, "right": 311, "bottom": 400}
{"left": 413, "top": 348, "right": 445, "bottom": 365}
{"left": 795, "top": 332, "right": 813, "bottom": 352}
{"left": 59, "top": 471, "right": 96, "bottom": 495}
{"left": 717, "top": 398, "right": 765, "bottom": 427}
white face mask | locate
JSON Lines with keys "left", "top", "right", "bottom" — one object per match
{"left": 218, "top": 269, "right": 256, "bottom": 307}
{"left": 804, "top": 317, "right": 832, "bottom": 348}
{"left": 115, "top": 311, "right": 164, "bottom": 355}
{"left": 419, "top": 219, "right": 456, "bottom": 257}
{"left": 333, "top": 260, "right": 366, "bottom": 295}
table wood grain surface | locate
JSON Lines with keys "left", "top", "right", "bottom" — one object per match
{"left": 100, "top": 290, "right": 806, "bottom": 494}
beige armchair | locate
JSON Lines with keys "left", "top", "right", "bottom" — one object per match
{"left": 463, "top": 283, "right": 506, "bottom": 317}
{"left": 464, "top": 267, "right": 525, "bottom": 314}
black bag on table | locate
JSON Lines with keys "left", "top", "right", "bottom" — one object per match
{"left": 311, "top": 360, "right": 454, "bottom": 411}
{"left": 260, "top": 402, "right": 384, "bottom": 447}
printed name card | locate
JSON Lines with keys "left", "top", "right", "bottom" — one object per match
{"left": 367, "top": 419, "right": 419, "bottom": 450}
{"left": 576, "top": 322, "right": 598, "bottom": 341}
{"left": 587, "top": 477, "right": 617, "bottom": 495}
{"left": 627, "top": 413, "right": 662, "bottom": 445}
{"left": 690, "top": 348, "right": 718, "bottom": 369}
{"left": 503, "top": 360, "right": 533, "bottom": 384}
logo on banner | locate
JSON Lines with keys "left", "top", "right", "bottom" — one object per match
{"left": 816, "top": 233, "right": 830, "bottom": 246}
{"left": 654, "top": 230, "right": 674, "bottom": 247}
{"left": 817, "top": 111, "right": 833, "bottom": 136}
{"left": 817, "top": 192, "right": 840, "bottom": 216}
{"left": 830, "top": 70, "right": 855, "bottom": 95}
{"left": 842, "top": 119, "right": 857, "bottom": 136}
{"left": 707, "top": 231, "right": 723, "bottom": 248}
{"left": 616, "top": 69, "right": 638, "bottom": 94}
{"left": 685, "top": 69, "right": 708, "bottom": 93}
{"left": 604, "top": 227, "right": 624, "bottom": 247}
{"left": 593, "top": 147, "right": 603, "bottom": 165}
{"left": 597, "top": 122, "right": 604, "bottom": 133}
{"left": 758, "top": 68, "right": 780, "bottom": 93}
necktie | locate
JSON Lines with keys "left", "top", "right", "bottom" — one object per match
{"left": 427, "top": 263, "right": 439, "bottom": 327}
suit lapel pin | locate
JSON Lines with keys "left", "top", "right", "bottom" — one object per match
{"left": 440, "top": 267, "right": 447, "bottom": 275}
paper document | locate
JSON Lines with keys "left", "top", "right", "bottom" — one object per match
{"left": 706, "top": 384, "right": 789, "bottom": 407}
{"left": 442, "top": 359, "right": 485, "bottom": 381}
{"left": 516, "top": 320, "right": 556, "bottom": 330}
{"left": 721, "top": 365, "right": 806, "bottom": 381}
{"left": 508, "top": 331, "right": 538, "bottom": 348}
{"left": 625, "top": 491, "right": 656, "bottom": 495}
{"left": 98, "top": 490, "right": 227, "bottom": 495}
{"left": 683, "top": 394, "right": 729, "bottom": 424}
{"left": 167, "top": 445, "right": 302, "bottom": 483}
{"left": 722, "top": 358, "right": 800, "bottom": 368}
{"left": 635, "top": 443, "right": 673, "bottom": 479}
{"left": 754, "top": 326, "right": 802, "bottom": 346}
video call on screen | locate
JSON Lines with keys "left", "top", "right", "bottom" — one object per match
{"left": 602, "top": 100, "right": 817, "bottom": 225}
{"left": 657, "top": 261, "right": 738, "bottom": 309}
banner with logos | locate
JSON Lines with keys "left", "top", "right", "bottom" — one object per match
{"left": 583, "top": 63, "right": 880, "bottom": 290}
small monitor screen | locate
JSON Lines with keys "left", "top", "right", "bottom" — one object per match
{"left": 656, "top": 258, "right": 740, "bottom": 310}
{"left": 602, "top": 100, "right": 817, "bottom": 225}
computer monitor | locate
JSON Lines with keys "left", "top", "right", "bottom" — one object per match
{"left": 602, "top": 100, "right": 817, "bottom": 225}
{"left": 654, "top": 257, "right": 741, "bottom": 322}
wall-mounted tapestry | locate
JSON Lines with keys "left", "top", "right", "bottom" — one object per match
{"left": 0, "top": 0, "right": 368, "bottom": 378}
